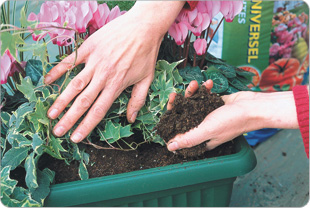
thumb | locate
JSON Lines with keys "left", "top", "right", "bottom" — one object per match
{"left": 126, "top": 77, "right": 152, "bottom": 123}
{"left": 167, "top": 124, "right": 209, "bottom": 151}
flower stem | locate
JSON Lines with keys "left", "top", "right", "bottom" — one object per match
{"left": 200, "top": 17, "right": 224, "bottom": 69}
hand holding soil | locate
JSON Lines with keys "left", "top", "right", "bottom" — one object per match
{"left": 164, "top": 81, "right": 301, "bottom": 153}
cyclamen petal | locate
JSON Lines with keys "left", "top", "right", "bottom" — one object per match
{"left": 220, "top": 1, "right": 243, "bottom": 22}
{"left": 0, "top": 50, "right": 15, "bottom": 84}
{"left": 194, "top": 38, "right": 207, "bottom": 55}
{"left": 168, "top": 22, "right": 188, "bottom": 45}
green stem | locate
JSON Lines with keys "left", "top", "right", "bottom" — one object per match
{"left": 12, "top": 1, "right": 16, "bottom": 26}
{"left": 7, "top": 1, "right": 10, "bottom": 25}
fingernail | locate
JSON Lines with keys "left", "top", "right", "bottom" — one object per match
{"left": 71, "top": 133, "right": 83, "bottom": 143}
{"left": 54, "top": 126, "right": 65, "bottom": 137}
{"left": 130, "top": 112, "right": 137, "bottom": 123}
{"left": 45, "top": 76, "right": 52, "bottom": 84}
{"left": 48, "top": 109, "right": 59, "bottom": 119}
{"left": 168, "top": 142, "right": 179, "bottom": 151}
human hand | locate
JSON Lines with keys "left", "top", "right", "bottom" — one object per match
{"left": 167, "top": 80, "right": 299, "bottom": 152}
{"left": 45, "top": 2, "right": 185, "bottom": 143}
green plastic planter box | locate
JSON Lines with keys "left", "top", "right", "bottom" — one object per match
{"left": 44, "top": 136, "right": 256, "bottom": 207}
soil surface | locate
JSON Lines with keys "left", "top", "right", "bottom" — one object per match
{"left": 36, "top": 137, "right": 235, "bottom": 184}
{"left": 154, "top": 86, "right": 225, "bottom": 157}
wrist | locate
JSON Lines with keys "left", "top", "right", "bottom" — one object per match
{"left": 128, "top": 1, "right": 185, "bottom": 37}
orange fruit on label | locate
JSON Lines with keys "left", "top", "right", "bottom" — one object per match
{"left": 239, "top": 66, "right": 260, "bottom": 88}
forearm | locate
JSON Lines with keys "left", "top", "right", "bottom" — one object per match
{"left": 245, "top": 91, "right": 300, "bottom": 131}
{"left": 128, "top": 1, "right": 185, "bottom": 37}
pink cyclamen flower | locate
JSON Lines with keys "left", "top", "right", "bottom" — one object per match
{"left": 88, "top": 3, "right": 110, "bottom": 31}
{"left": 194, "top": 38, "right": 207, "bottom": 55}
{"left": 220, "top": 1, "right": 243, "bottom": 22}
{"left": 168, "top": 22, "right": 188, "bottom": 46}
{"left": 0, "top": 50, "right": 15, "bottom": 84}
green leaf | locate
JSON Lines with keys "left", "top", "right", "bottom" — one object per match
{"left": 28, "top": 99, "right": 49, "bottom": 132}
{"left": 24, "top": 59, "right": 52, "bottom": 86}
{"left": 235, "top": 67, "right": 256, "bottom": 77}
{"left": 14, "top": 102, "right": 34, "bottom": 129}
{"left": 0, "top": 32, "right": 24, "bottom": 60}
{"left": 32, "top": 134, "right": 44, "bottom": 155}
{"left": 48, "top": 136, "right": 67, "bottom": 159}
{"left": 29, "top": 168, "right": 53, "bottom": 205}
{"left": 228, "top": 78, "right": 250, "bottom": 91}
{"left": 1, "top": 146, "right": 30, "bottom": 170}
{"left": 78, "top": 161, "right": 89, "bottom": 180}
{"left": 179, "top": 66, "right": 204, "bottom": 84}
{"left": 16, "top": 75, "right": 36, "bottom": 103}
{"left": 99, "top": 121, "right": 134, "bottom": 143}
{"left": 20, "top": 6, "right": 33, "bottom": 28}
{"left": 0, "top": 166, "right": 18, "bottom": 196}
{"left": 152, "top": 135, "right": 165, "bottom": 146}
{"left": 210, "top": 63, "right": 237, "bottom": 79}
{"left": 120, "top": 124, "right": 134, "bottom": 138}
{"left": 203, "top": 68, "right": 229, "bottom": 94}
{"left": 136, "top": 111, "right": 155, "bottom": 125}
{"left": 1, "top": 111, "right": 11, "bottom": 127}
{"left": 25, "top": 152, "right": 38, "bottom": 189}
{"left": 204, "top": 52, "right": 227, "bottom": 65}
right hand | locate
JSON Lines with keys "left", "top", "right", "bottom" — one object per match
{"left": 166, "top": 80, "right": 258, "bottom": 151}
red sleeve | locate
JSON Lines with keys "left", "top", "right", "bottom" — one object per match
{"left": 186, "top": 1, "right": 198, "bottom": 11}
{"left": 293, "top": 85, "right": 309, "bottom": 158}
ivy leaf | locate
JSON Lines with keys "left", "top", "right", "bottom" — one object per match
{"left": 25, "top": 152, "right": 38, "bottom": 189}
{"left": 0, "top": 166, "right": 18, "bottom": 196}
{"left": 47, "top": 136, "right": 67, "bottom": 159}
{"left": 78, "top": 161, "right": 89, "bottom": 180}
{"left": 29, "top": 168, "right": 54, "bottom": 205}
{"left": 14, "top": 102, "right": 34, "bottom": 129}
{"left": 203, "top": 67, "right": 229, "bottom": 94}
{"left": 99, "top": 121, "right": 133, "bottom": 143}
{"left": 20, "top": 6, "right": 33, "bottom": 28}
{"left": 179, "top": 66, "right": 204, "bottom": 84}
{"left": 0, "top": 32, "right": 24, "bottom": 60}
{"left": 1, "top": 146, "right": 30, "bottom": 170}
{"left": 16, "top": 75, "right": 36, "bottom": 103}
{"left": 156, "top": 59, "right": 184, "bottom": 83}
{"left": 28, "top": 99, "right": 49, "bottom": 132}
{"left": 152, "top": 135, "right": 165, "bottom": 146}
{"left": 119, "top": 124, "right": 134, "bottom": 138}
{"left": 1, "top": 111, "right": 11, "bottom": 127}
{"left": 151, "top": 73, "right": 174, "bottom": 109}
{"left": 32, "top": 134, "right": 44, "bottom": 155}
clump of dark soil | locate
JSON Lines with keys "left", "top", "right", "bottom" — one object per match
{"left": 155, "top": 86, "right": 225, "bottom": 158}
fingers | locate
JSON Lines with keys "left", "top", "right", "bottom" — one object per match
{"left": 167, "top": 92, "right": 177, "bottom": 111}
{"left": 70, "top": 86, "right": 121, "bottom": 143}
{"left": 185, "top": 80, "right": 199, "bottom": 97}
{"left": 167, "top": 126, "right": 208, "bottom": 151}
{"left": 52, "top": 76, "right": 105, "bottom": 138}
{"left": 202, "top": 79, "right": 213, "bottom": 92}
{"left": 44, "top": 44, "right": 90, "bottom": 85}
{"left": 47, "top": 66, "right": 94, "bottom": 120}
{"left": 127, "top": 77, "right": 153, "bottom": 123}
